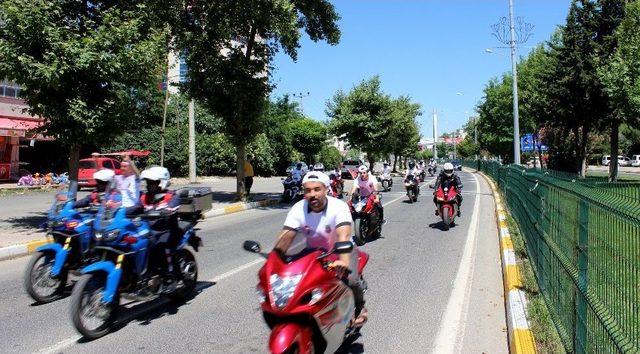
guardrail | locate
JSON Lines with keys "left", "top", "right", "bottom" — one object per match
{"left": 463, "top": 159, "right": 640, "bottom": 353}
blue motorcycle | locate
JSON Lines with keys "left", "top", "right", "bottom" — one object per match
{"left": 70, "top": 193, "right": 202, "bottom": 339}
{"left": 24, "top": 191, "right": 97, "bottom": 303}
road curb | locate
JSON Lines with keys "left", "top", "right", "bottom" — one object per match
{"left": 0, "top": 198, "right": 281, "bottom": 262}
{"left": 478, "top": 171, "right": 537, "bottom": 354}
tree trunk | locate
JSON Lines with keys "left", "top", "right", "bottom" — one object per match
{"left": 367, "top": 153, "right": 375, "bottom": 171}
{"left": 609, "top": 119, "right": 619, "bottom": 182}
{"left": 68, "top": 145, "right": 80, "bottom": 199}
{"left": 578, "top": 125, "right": 590, "bottom": 178}
{"left": 236, "top": 142, "right": 246, "bottom": 201}
{"left": 393, "top": 154, "right": 398, "bottom": 173}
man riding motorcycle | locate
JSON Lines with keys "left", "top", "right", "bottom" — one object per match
{"left": 404, "top": 160, "right": 420, "bottom": 180}
{"left": 273, "top": 171, "right": 368, "bottom": 325}
{"left": 433, "top": 162, "right": 463, "bottom": 217}
{"left": 72, "top": 169, "right": 116, "bottom": 209}
{"left": 139, "top": 166, "right": 182, "bottom": 290}
{"left": 350, "top": 165, "right": 384, "bottom": 223}
{"left": 382, "top": 161, "right": 392, "bottom": 176}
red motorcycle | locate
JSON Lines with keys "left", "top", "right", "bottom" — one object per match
{"left": 347, "top": 193, "right": 382, "bottom": 246}
{"left": 243, "top": 240, "right": 369, "bottom": 354}
{"left": 433, "top": 181, "right": 459, "bottom": 230}
{"left": 329, "top": 174, "right": 344, "bottom": 199}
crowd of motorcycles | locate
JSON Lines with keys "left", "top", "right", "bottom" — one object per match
{"left": 22, "top": 163, "right": 461, "bottom": 352}
{"left": 24, "top": 187, "right": 205, "bottom": 339}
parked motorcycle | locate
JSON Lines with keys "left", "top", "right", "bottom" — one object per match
{"left": 281, "top": 174, "right": 302, "bottom": 203}
{"left": 24, "top": 192, "right": 98, "bottom": 303}
{"left": 347, "top": 193, "right": 382, "bottom": 246}
{"left": 433, "top": 181, "right": 459, "bottom": 230}
{"left": 329, "top": 173, "right": 344, "bottom": 199}
{"left": 404, "top": 174, "right": 420, "bottom": 203}
{"left": 243, "top": 240, "right": 369, "bottom": 354}
{"left": 69, "top": 193, "right": 202, "bottom": 339}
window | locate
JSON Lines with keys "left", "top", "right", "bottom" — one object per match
{"left": 102, "top": 160, "right": 114, "bottom": 169}
{"left": 79, "top": 161, "right": 97, "bottom": 169}
{"left": 112, "top": 161, "right": 121, "bottom": 169}
{"left": 0, "top": 80, "right": 21, "bottom": 98}
{"left": 179, "top": 55, "right": 188, "bottom": 83}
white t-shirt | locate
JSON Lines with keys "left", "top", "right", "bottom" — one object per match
{"left": 283, "top": 196, "right": 353, "bottom": 255}
{"left": 291, "top": 169, "right": 303, "bottom": 182}
{"left": 115, "top": 174, "right": 139, "bottom": 208}
{"left": 405, "top": 167, "right": 419, "bottom": 177}
{"left": 355, "top": 175, "right": 378, "bottom": 197}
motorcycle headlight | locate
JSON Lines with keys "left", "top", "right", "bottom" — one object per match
{"left": 270, "top": 274, "right": 302, "bottom": 309}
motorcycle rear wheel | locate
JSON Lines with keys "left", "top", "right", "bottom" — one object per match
{"left": 168, "top": 249, "right": 198, "bottom": 302}
{"left": 442, "top": 210, "right": 451, "bottom": 231}
{"left": 70, "top": 273, "right": 119, "bottom": 339}
{"left": 407, "top": 189, "right": 414, "bottom": 203}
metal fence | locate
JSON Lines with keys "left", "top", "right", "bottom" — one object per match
{"left": 463, "top": 160, "right": 640, "bottom": 353}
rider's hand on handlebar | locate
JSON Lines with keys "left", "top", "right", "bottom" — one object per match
{"left": 327, "top": 259, "right": 349, "bottom": 274}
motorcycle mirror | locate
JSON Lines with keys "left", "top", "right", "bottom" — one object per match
{"left": 333, "top": 241, "right": 354, "bottom": 254}
{"left": 243, "top": 240, "right": 262, "bottom": 253}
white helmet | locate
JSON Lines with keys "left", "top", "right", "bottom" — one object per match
{"left": 141, "top": 166, "right": 171, "bottom": 189}
{"left": 443, "top": 162, "right": 454, "bottom": 177}
{"left": 93, "top": 169, "right": 115, "bottom": 183}
{"left": 302, "top": 171, "right": 330, "bottom": 188}
{"left": 358, "top": 165, "right": 369, "bottom": 173}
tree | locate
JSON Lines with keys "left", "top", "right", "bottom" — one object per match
{"left": 0, "top": 0, "right": 166, "bottom": 191}
{"left": 599, "top": 0, "right": 640, "bottom": 180}
{"left": 262, "top": 96, "right": 304, "bottom": 173}
{"left": 173, "top": 1, "right": 340, "bottom": 200}
{"left": 317, "top": 145, "right": 342, "bottom": 170}
{"left": 386, "top": 96, "right": 422, "bottom": 172}
{"left": 476, "top": 76, "right": 517, "bottom": 162}
{"left": 326, "top": 76, "right": 392, "bottom": 169}
{"left": 288, "top": 118, "right": 327, "bottom": 164}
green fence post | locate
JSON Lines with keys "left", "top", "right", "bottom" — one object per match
{"left": 574, "top": 199, "right": 589, "bottom": 354}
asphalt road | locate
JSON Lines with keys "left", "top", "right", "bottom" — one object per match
{"left": 0, "top": 170, "right": 506, "bottom": 353}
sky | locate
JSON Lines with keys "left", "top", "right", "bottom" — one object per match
{"left": 271, "top": 0, "right": 572, "bottom": 139}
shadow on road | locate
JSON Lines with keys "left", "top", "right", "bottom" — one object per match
{"left": 336, "top": 333, "right": 365, "bottom": 354}
{"left": 428, "top": 221, "right": 457, "bottom": 231}
{"left": 3, "top": 212, "right": 47, "bottom": 231}
{"left": 77, "top": 280, "right": 215, "bottom": 343}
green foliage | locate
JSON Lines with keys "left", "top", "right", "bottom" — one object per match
{"left": 317, "top": 145, "right": 342, "bottom": 170}
{"left": 288, "top": 118, "right": 327, "bottom": 164}
{"left": 387, "top": 95, "right": 422, "bottom": 157}
{"left": 457, "top": 138, "right": 479, "bottom": 158}
{"left": 172, "top": 0, "right": 341, "bottom": 198}
{"left": 0, "top": 0, "right": 167, "bottom": 179}
{"left": 247, "top": 133, "right": 277, "bottom": 176}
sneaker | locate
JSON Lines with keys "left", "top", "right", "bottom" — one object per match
{"left": 435, "top": 209, "right": 439, "bottom": 216}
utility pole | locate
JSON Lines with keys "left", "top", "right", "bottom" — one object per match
{"left": 188, "top": 99, "right": 196, "bottom": 183}
{"left": 508, "top": 0, "right": 521, "bottom": 165}
{"left": 292, "top": 92, "right": 310, "bottom": 113}
{"left": 433, "top": 109, "right": 439, "bottom": 160}
{"left": 491, "top": 4, "right": 534, "bottom": 165}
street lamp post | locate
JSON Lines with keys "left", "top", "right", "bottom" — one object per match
{"left": 508, "top": 0, "right": 521, "bottom": 165}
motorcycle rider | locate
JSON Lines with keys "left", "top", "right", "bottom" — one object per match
{"left": 139, "top": 166, "right": 182, "bottom": 290}
{"left": 273, "top": 171, "right": 368, "bottom": 325}
{"left": 382, "top": 161, "right": 392, "bottom": 176}
{"left": 350, "top": 165, "right": 384, "bottom": 223}
{"left": 72, "top": 169, "right": 116, "bottom": 209}
{"left": 404, "top": 160, "right": 420, "bottom": 180}
{"left": 433, "top": 162, "right": 463, "bottom": 217}
{"left": 291, "top": 163, "right": 304, "bottom": 185}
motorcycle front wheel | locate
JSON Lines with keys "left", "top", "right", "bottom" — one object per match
{"left": 24, "top": 251, "right": 67, "bottom": 303}
{"left": 407, "top": 189, "right": 414, "bottom": 203}
{"left": 442, "top": 207, "right": 451, "bottom": 231}
{"left": 70, "top": 273, "right": 119, "bottom": 339}
{"left": 353, "top": 218, "right": 366, "bottom": 246}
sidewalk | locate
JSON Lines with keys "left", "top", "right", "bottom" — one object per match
{"left": 0, "top": 177, "right": 284, "bottom": 250}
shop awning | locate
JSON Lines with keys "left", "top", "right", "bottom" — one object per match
{"left": 0, "top": 117, "right": 43, "bottom": 138}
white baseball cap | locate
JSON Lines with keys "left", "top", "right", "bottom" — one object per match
{"left": 302, "top": 171, "right": 330, "bottom": 188}
{"left": 358, "top": 165, "right": 369, "bottom": 173}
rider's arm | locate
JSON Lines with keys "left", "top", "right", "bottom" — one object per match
{"left": 73, "top": 195, "right": 91, "bottom": 209}
{"left": 335, "top": 201, "right": 354, "bottom": 265}
{"left": 274, "top": 228, "right": 297, "bottom": 255}
{"left": 454, "top": 174, "right": 463, "bottom": 189}
{"left": 275, "top": 205, "right": 302, "bottom": 254}
{"left": 350, "top": 177, "right": 359, "bottom": 195}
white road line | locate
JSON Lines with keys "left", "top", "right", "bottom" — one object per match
{"left": 431, "top": 171, "right": 481, "bottom": 354}
{"left": 36, "top": 335, "right": 82, "bottom": 354}
{"left": 206, "top": 258, "right": 264, "bottom": 284}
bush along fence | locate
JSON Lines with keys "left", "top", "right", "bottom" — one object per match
{"left": 463, "top": 160, "right": 640, "bottom": 353}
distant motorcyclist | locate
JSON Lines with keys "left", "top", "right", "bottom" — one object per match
{"left": 382, "top": 162, "right": 392, "bottom": 176}
{"left": 291, "top": 163, "right": 304, "bottom": 184}
{"left": 404, "top": 161, "right": 420, "bottom": 180}
{"left": 139, "top": 166, "right": 181, "bottom": 290}
{"left": 72, "top": 169, "right": 116, "bottom": 210}
{"left": 350, "top": 165, "right": 384, "bottom": 223}
{"left": 273, "top": 171, "right": 368, "bottom": 325}
{"left": 433, "top": 162, "right": 463, "bottom": 216}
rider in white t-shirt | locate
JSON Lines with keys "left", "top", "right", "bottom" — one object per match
{"left": 274, "top": 171, "right": 368, "bottom": 325}
{"left": 350, "top": 165, "right": 384, "bottom": 223}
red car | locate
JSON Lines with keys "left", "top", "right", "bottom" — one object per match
{"left": 77, "top": 157, "right": 122, "bottom": 188}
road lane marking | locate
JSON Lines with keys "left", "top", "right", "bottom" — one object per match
{"left": 36, "top": 336, "right": 82, "bottom": 354}
{"left": 431, "top": 171, "right": 481, "bottom": 354}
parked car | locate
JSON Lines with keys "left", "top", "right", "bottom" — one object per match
{"left": 602, "top": 155, "right": 611, "bottom": 166}
{"left": 602, "top": 155, "right": 631, "bottom": 166}
{"left": 631, "top": 155, "right": 640, "bottom": 167}
{"left": 78, "top": 157, "right": 122, "bottom": 188}
{"left": 451, "top": 159, "right": 463, "bottom": 171}
{"left": 285, "top": 162, "right": 309, "bottom": 175}
{"left": 341, "top": 159, "right": 364, "bottom": 179}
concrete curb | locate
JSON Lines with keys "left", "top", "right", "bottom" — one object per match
{"left": 479, "top": 171, "right": 537, "bottom": 354}
{"left": 0, "top": 197, "right": 281, "bottom": 262}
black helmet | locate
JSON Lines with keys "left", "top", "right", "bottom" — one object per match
{"left": 296, "top": 163, "right": 302, "bottom": 169}
{"left": 408, "top": 161, "right": 415, "bottom": 169}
